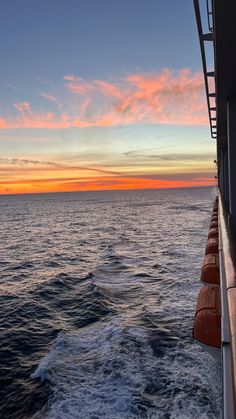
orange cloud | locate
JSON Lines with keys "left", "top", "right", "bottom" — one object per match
{"left": 0, "top": 69, "right": 208, "bottom": 129}
{"left": 0, "top": 118, "right": 8, "bottom": 128}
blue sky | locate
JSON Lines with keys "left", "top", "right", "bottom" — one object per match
{"left": 0, "top": 1, "right": 201, "bottom": 81}
{"left": 0, "top": 0, "right": 216, "bottom": 194}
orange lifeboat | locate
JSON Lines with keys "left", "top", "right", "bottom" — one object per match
{"left": 205, "top": 237, "right": 218, "bottom": 255}
{"left": 193, "top": 197, "right": 221, "bottom": 354}
{"left": 193, "top": 285, "right": 221, "bottom": 348}
{"left": 208, "top": 227, "right": 218, "bottom": 239}
{"left": 201, "top": 253, "right": 220, "bottom": 284}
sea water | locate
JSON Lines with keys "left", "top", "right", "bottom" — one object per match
{"left": 0, "top": 187, "right": 221, "bottom": 418}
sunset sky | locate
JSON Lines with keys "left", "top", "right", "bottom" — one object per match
{"left": 0, "top": 0, "right": 216, "bottom": 194}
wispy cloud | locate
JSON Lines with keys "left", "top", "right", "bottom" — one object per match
{"left": 0, "top": 69, "right": 207, "bottom": 130}
{"left": 0, "top": 156, "right": 120, "bottom": 175}
{"left": 116, "top": 69, "right": 206, "bottom": 125}
{"left": 64, "top": 75, "right": 122, "bottom": 98}
{"left": 0, "top": 157, "right": 58, "bottom": 166}
{"left": 64, "top": 69, "right": 207, "bottom": 126}
{"left": 6, "top": 83, "right": 19, "bottom": 91}
{"left": 40, "top": 93, "right": 63, "bottom": 110}
{"left": 123, "top": 150, "right": 215, "bottom": 161}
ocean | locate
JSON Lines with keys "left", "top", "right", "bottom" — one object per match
{"left": 0, "top": 187, "right": 221, "bottom": 419}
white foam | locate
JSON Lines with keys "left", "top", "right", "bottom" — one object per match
{"left": 30, "top": 331, "right": 66, "bottom": 381}
{"left": 31, "top": 320, "right": 221, "bottom": 419}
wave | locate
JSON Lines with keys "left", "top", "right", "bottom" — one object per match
{"left": 170, "top": 204, "right": 210, "bottom": 213}
{"left": 31, "top": 322, "right": 221, "bottom": 419}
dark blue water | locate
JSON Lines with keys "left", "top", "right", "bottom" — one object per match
{"left": 0, "top": 188, "right": 221, "bottom": 418}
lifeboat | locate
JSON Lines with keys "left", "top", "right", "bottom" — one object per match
{"left": 193, "top": 285, "right": 221, "bottom": 348}
{"left": 201, "top": 253, "right": 220, "bottom": 284}
{"left": 208, "top": 204, "right": 219, "bottom": 239}
{"left": 210, "top": 220, "right": 218, "bottom": 229}
{"left": 208, "top": 227, "right": 218, "bottom": 239}
{"left": 193, "top": 198, "right": 221, "bottom": 356}
{"left": 205, "top": 237, "right": 218, "bottom": 255}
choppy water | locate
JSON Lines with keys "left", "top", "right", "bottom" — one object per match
{"left": 0, "top": 187, "right": 221, "bottom": 419}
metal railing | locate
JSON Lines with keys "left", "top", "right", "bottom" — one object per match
{"left": 193, "top": 0, "right": 217, "bottom": 139}
{"left": 206, "top": 0, "right": 213, "bottom": 32}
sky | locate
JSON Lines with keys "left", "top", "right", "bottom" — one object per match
{"left": 0, "top": 0, "right": 216, "bottom": 194}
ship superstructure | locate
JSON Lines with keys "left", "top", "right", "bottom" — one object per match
{"left": 193, "top": 1, "right": 236, "bottom": 417}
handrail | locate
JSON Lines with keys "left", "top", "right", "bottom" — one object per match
{"left": 193, "top": 0, "right": 216, "bottom": 139}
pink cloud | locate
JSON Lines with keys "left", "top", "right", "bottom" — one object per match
{"left": 14, "top": 101, "right": 32, "bottom": 113}
{"left": 63, "top": 74, "right": 76, "bottom": 82}
{"left": 63, "top": 69, "right": 207, "bottom": 126}
{"left": 64, "top": 75, "right": 122, "bottom": 98}
{"left": 0, "top": 69, "right": 208, "bottom": 129}
{"left": 94, "top": 80, "right": 122, "bottom": 98}
{"left": 64, "top": 75, "right": 93, "bottom": 95}
{"left": 114, "top": 69, "right": 206, "bottom": 125}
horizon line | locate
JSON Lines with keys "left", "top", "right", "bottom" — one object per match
{"left": 0, "top": 184, "right": 216, "bottom": 197}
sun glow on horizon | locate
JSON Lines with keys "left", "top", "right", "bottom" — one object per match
{"left": 0, "top": 173, "right": 216, "bottom": 195}
{"left": 0, "top": 147, "right": 216, "bottom": 195}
